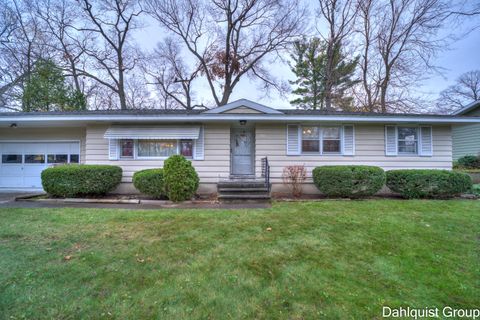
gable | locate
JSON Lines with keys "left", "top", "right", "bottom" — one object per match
{"left": 203, "top": 99, "right": 283, "bottom": 114}
{"left": 222, "top": 106, "right": 263, "bottom": 114}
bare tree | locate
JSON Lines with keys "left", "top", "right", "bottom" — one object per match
{"left": 354, "top": 0, "right": 450, "bottom": 113}
{"left": 436, "top": 70, "right": 480, "bottom": 113}
{"left": 146, "top": 0, "right": 307, "bottom": 107}
{"left": 144, "top": 38, "right": 203, "bottom": 110}
{"left": 34, "top": 0, "right": 88, "bottom": 94}
{"left": 0, "top": 0, "right": 47, "bottom": 110}
{"left": 318, "top": 0, "right": 358, "bottom": 110}
{"left": 75, "top": 0, "right": 143, "bottom": 110}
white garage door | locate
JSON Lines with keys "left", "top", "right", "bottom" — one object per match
{"left": 0, "top": 141, "right": 80, "bottom": 189}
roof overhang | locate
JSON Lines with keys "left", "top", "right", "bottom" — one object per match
{"left": 452, "top": 100, "right": 480, "bottom": 115}
{"left": 2, "top": 113, "right": 480, "bottom": 126}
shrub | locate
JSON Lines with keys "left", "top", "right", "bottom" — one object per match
{"left": 386, "top": 169, "right": 472, "bottom": 199}
{"left": 312, "top": 165, "right": 385, "bottom": 198}
{"left": 41, "top": 164, "right": 122, "bottom": 197}
{"left": 163, "top": 155, "right": 199, "bottom": 202}
{"left": 282, "top": 165, "right": 307, "bottom": 198}
{"left": 133, "top": 169, "right": 166, "bottom": 199}
{"left": 457, "top": 155, "right": 480, "bottom": 169}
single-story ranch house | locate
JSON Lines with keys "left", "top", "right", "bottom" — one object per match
{"left": 452, "top": 100, "right": 480, "bottom": 160}
{"left": 1, "top": 99, "right": 480, "bottom": 196}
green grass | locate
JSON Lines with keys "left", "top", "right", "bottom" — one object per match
{"left": 0, "top": 200, "right": 479, "bottom": 319}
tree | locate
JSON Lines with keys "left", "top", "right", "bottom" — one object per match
{"left": 437, "top": 70, "right": 480, "bottom": 113}
{"left": 22, "top": 59, "right": 86, "bottom": 111}
{"left": 144, "top": 38, "right": 203, "bottom": 110}
{"left": 146, "top": 0, "right": 307, "bottom": 107}
{"left": 354, "top": 0, "right": 450, "bottom": 113}
{"left": 75, "top": 0, "right": 143, "bottom": 110}
{"left": 290, "top": 37, "right": 358, "bottom": 110}
{"left": 318, "top": 0, "right": 358, "bottom": 110}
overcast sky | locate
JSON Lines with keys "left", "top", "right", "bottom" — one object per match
{"left": 135, "top": 13, "right": 480, "bottom": 109}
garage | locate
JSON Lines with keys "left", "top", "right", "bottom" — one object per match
{"left": 0, "top": 141, "right": 80, "bottom": 189}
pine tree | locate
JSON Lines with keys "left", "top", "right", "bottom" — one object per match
{"left": 22, "top": 59, "right": 86, "bottom": 112}
{"left": 289, "top": 38, "right": 359, "bottom": 110}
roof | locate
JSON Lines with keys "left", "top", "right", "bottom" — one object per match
{"left": 452, "top": 100, "right": 480, "bottom": 115}
{"left": 1, "top": 99, "right": 480, "bottom": 125}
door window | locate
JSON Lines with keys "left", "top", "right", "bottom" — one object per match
{"left": 25, "top": 154, "right": 45, "bottom": 163}
{"left": 2, "top": 154, "right": 22, "bottom": 163}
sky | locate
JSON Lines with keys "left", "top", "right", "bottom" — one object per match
{"left": 134, "top": 9, "right": 480, "bottom": 110}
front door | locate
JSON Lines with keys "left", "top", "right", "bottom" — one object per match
{"left": 230, "top": 127, "right": 255, "bottom": 176}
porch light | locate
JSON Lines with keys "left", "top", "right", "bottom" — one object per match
{"left": 239, "top": 120, "right": 247, "bottom": 126}
{"left": 10, "top": 123, "right": 17, "bottom": 128}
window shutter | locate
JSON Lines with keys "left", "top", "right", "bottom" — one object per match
{"left": 286, "top": 124, "right": 301, "bottom": 155}
{"left": 419, "top": 126, "right": 433, "bottom": 156}
{"left": 385, "top": 126, "right": 398, "bottom": 156}
{"left": 342, "top": 125, "right": 355, "bottom": 156}
{"left": 108, "top": 139, "right": 118, "bottom": 160}
{"left": 194, "top": 125, "right": 204, "bottom": 160}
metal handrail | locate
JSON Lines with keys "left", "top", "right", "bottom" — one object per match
{"left": 261, "top": 157, "right": 271, "bottom": 192}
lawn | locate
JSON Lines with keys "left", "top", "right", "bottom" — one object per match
{"left": 0, "top": 200, "right": 479, "bottom": 319}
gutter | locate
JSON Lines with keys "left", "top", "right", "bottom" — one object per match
{"left": 1, "top": 114, "right": 480, "bottom": 124}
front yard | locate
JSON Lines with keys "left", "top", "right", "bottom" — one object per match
{"left": 1, "top": 200, "right": 479, "bottom": 319}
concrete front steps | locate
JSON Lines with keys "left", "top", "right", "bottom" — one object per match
{"left": 217, "top": 179, "right": 271, "bottom": 201}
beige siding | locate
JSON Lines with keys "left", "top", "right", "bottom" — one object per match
{"left": 255, "top": 124, "right": 452, "bottom": 193}
{"left": 452, "top": 106, "right": 480, "bottom": 159}
{"left": 222, "top": 106, "right": 262, "bottom": 114}
{"left": 0, "top": 127, "right": 86, "bottom": 162}
{"left": 85, "top": 124, "right": 230, "bottom": 193}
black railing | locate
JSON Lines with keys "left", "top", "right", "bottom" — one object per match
{"left": 261, "top": 157, "right": 271, "bottom": 192}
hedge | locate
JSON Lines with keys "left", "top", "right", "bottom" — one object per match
{"left": 41, "top": 164, "right": 122, "bottom": 197}
{"left": 386, "top": 169, "right": 472, "bottom": 199}
{"left": 312, "top": 165, "right": 385, "bottom": 198}
{"left": 132, "top": 168, "right": 166, "bottom": 199}
{"left": 457, "top": 155, "right": 480, "bottom": 169}
{"left": 163, "top": 155, "right": 199, "bottom": 202}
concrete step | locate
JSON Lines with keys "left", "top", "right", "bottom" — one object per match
{"left": 218, "top": 187, "right": 269, "bottom": 193}
{"left": 217, "top": 181, "right": 267, "bottom": 189}
{"left": 218, "top": 192, "right": 271, "bottom": 200}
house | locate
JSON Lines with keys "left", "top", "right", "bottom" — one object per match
{"left": 1, "top": 99, "right": 480, "bottom": 196}
{"left": 451, "top": 100, "right": 480, "bottom": 160}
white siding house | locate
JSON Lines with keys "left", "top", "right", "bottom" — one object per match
{"left": 1, "top": 99, "right": 479, "bottom": 194}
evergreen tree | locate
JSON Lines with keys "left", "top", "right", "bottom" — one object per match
{"left": 289, "top": 38, "right": 359, "bottom": 110}
{"left": 22, "top": 59, "right": 86, "bottom": 112}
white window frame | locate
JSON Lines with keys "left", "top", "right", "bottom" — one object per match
{"left": 118, "top": 139, "right": 195, "bottom": 160}
{"left": 300, "top": 125, "right": 343, "bottom": 155}
{"left": 397, "top": 126, "right": 419, "bottom": 155}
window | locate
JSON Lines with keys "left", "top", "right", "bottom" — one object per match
{"left": 180, "top": 140, "right": 193, "bottom": 158}
{"left": 70, "top": 154, "right": 79, "bottom": 163}
{"left": 2, "top": 154, "right": 22, "bottom": 163}
{"left": 138, "top": 140, "right": 177, "bottom": 158}
{"left": 120, "top": 139, "right": 134, "bottom": 158}
{"left": 48, "top": 154, "right": 68, "bottom": 163}
{"left": 398, "top": 127, "right": 418, "bottom": 155}
{"left": 25, "top": 154, "right": 45, "bottom": 163}
{"left": 302, "top": 127, "right": 320, "bottom": 153}
{"left": 301, "top": 126, "right": 342, "bottom": 154}
{"left": 322, "top": 127, "right": 341, "bottom": 153}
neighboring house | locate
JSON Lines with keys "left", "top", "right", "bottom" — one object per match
{"left": 452, "top": 100, "right": 480, "bottom": 160}
{"left": 1, "top": 99, "right": 480, "bottom": 195}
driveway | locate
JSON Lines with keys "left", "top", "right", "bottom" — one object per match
{"left": 0, "top": 191, "right": 38, "bottom": 204}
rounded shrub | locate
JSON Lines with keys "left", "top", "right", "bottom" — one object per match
{"left": 41, "top": 164, "right": 122, "bottom": 197}
{"left": 457, "top": 155, "right": 480, "bottom": 169}
{"left": 386, "top": 169, "right": 472, "bottom": 199}
{"left": 163, "top": 155, "right": 199, "bottom": 202}
{"left": 132, "top": 168, "right": 166, "bottom": 199}
{"left": 312, "top": 165, "right": 385, "bottom": 198}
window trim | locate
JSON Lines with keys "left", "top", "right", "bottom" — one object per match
{"left": 397, "top": 126, "right": 419, "bottom": 155}
{"left": 118, "top": 139, "right": 195, "bottom": 160}
{"left": 300, "top": 125, "right": 343, "bottom": 155}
